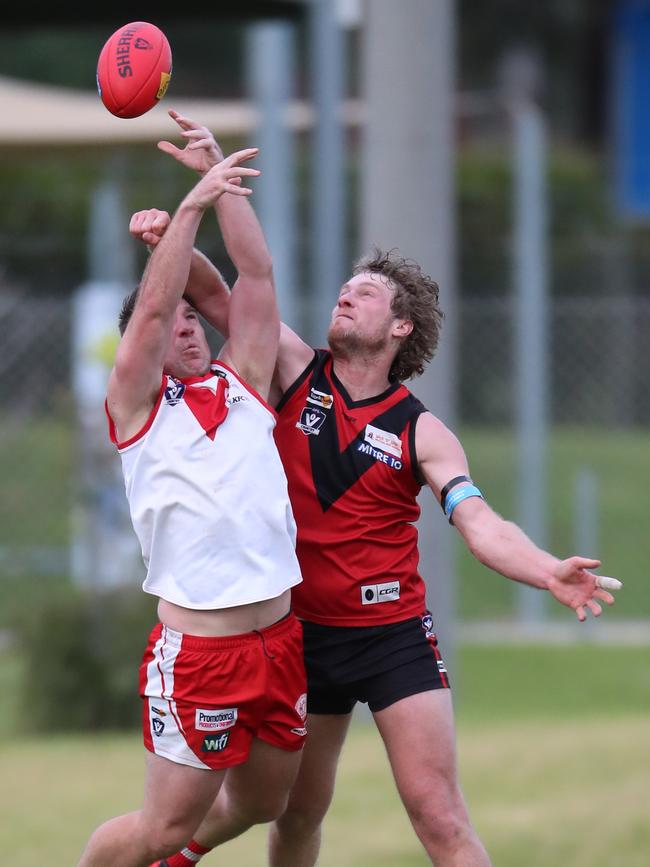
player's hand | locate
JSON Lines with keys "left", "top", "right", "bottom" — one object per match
{"left": 157, "top": 109, "right": 225, "bottom": 175}
{"left": 183, "top": 148, "right": 260, "bottom": 211}
{"left": 129, "top": 208, "right": 171, "bottom": 249}
{"left": 547, "top": 556, "right": 622, "bottom": 621}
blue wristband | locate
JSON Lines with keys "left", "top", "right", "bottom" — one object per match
{"left": 444, "top": 484, "right": 484, "bottom": 523}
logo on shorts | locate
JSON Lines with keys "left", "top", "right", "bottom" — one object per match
{"left": 195, "top": 708, "right": 238, "bottom": 732}
{"left": 437, "top": 659, "right": 447, "bottom": 674}
{"left": 201, "top": 732, "right": 230, "bottom": 752}
{"left": 297, "top": 407, "right": 326, "bottom": 436}
{"left": 295, "top": 693, "right": 307, "bottom": 721}
{"left": 421, "top": 613, "right": 434, "bottom": 638}
{"left": 361, "top": 581, "right": 400, "bottom": 605}
{"left": 152, "top": 717, "right": 165, "bottom": 737}
{"left": 291, "top": 727, "right": 308, "bottom": 737}
{"left": 151, "top": 705, "right": 166, "bottom": 716}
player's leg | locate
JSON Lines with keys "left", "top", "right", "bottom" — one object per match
{"left": 187, "top": 735, "right": 304, "bottom": 849}
{"left": 269, "top": 711, "right": 353, "bottom": 867}
{"left": 373, "top": 689, "right": 491, "bottom": 866}
{"left": 77, "top": 751, "right": 226, "bottom": 867}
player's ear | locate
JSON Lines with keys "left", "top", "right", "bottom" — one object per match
{"left": 393, "top": 319, "right": 413, "bottom": 338}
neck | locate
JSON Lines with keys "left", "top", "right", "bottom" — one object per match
{"left": 330, "top": 352, "right": 393, "bottom": 401}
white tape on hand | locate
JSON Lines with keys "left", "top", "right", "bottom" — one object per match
{"left": 595, "top": 576, "right": 622, "bottom": 591}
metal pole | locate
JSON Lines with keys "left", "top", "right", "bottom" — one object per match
{"left": 361, "top": 0, "right": 457, "bottom": 675}
{"left": 501, "top": 49, "right": 550, "bottom": 626}
{"left": 247, "top": 21, "right": 299, "bottom": 331}
{"left": 309, "top": 0, "right": 346, "bottom": 346}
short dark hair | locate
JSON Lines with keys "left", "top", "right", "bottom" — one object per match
{"left": 118, "top": 286, "right": 140, "bottom": 336}
{"left": 117, "top": 286, "right": 196, "bottom": 336}
{"left": 352, "top": 248, "right": 444, "bottom": 381}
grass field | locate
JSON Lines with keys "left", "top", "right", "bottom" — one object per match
{"left": 1, "top": 643, "right": 648, "bottom": 866}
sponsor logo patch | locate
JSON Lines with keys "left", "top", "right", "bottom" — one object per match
{"left": 195, "top": 708, "right": 238, "bottom": 732}
{"left": 291, "top": 726, "right": 308, "bottom": 737}
{"left": 356, "top": 440, "right": 403, "bottom": 470}
{"left": 421, "top": 613, "right": 434, "bottom": 638}
{"left": 295, "top": 693, "right": 307, "bottom": 721}
{"left": 306, "top": 388, "right": 334, "bottom": 410}
{"left": 361, "top": 581, "right": 401, "bottom": 605}
{"left": 151, "top": 705, "right": 166, "bottom": 717}
{"left": 437, "top": 659, "right": 447, "bottom": 674}
{"left": 152, "top": 717, "right": 165, "bottom": 737}
{"left": 364, "top": 424, "right": 402, "bottom": 458}
{"left": 297, "top": 407, "right": 326, "bottom": 436}
{"left": 201, "top": 732, "right": 231, "bottom": 752}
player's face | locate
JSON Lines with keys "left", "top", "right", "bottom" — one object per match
{"left": 163, "top": 300, "right": 211, "bottom": 378}
{"left": 327, "top": 272, "right": 398, "bottom": 353}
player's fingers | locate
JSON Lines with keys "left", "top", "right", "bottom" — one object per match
{"left": 593, "top": 588, "right": 615, "bottom": 605}
{"left": 182, "top": 128, "right": 211, "bottom": 140}
{"left": 224, "top": 167, "right": 261, "bottom": 178}
{"left": 157, "top": 140, "right": 183, "bottom": 160}
{"left": 142, "top": 231, "right": 161, "bottom": 246}
{"left": 225, "top": 183, "right": 253, "bottom": 196}
{"left": 571, "top": 556, "right": 601, "bottom": 570}
{"left": 225, "top": 147, "right": 259, "bottom": 165}
{"left": 151, "top": 211, "right": 170, "bottom": 233}
{"left": 595, "top": 575, "right": 622, "bottom": 591}
{"left": 575, "top": 605, "right": 586, "bottom": 622}
{"left": 586, "top": 599, "right": 602, "bottom": 618}
{"left": 168, "top": 109, "right": 194, "bottom": 129}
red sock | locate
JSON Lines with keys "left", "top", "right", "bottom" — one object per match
{"left": 163, "top": 840, "right": 212, "bottom": 866}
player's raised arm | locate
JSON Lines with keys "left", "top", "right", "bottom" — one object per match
{"left": 414, "top": 411, "right": 622, "bottom": 621}
{"left": 108, "top": 152, "right": 259, "bottom": 442}
{"left": 157, "top": 110, "right": 314, "bottom": 399}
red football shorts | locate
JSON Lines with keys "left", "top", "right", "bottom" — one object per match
{"left": 139, "top": 612, "right": 307, "bottom": 770}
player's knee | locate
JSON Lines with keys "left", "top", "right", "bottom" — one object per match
{"left": 405, "top": 789, "right": 470, "bottom": 851}
{"left": 144, "top": 815, "right": 198, "bottom": 856}
{"left": 277, "top": 792, "right": 331, "bottom": 834}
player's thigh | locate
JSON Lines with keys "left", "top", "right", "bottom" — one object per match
{"left": 373, "top": 690, "right": 465, "bottom": 811}
{"left": 140, "top": 751, "right": 226, "bottom": 839}
{"left": 221, "top": 736, "right": 304, "bottom": 820}
{"left": 285, "top": 712, "right": 353, "bottom": 817}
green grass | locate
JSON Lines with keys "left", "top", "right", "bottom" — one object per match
{"left": 0, "top": 643, "right": 648, "bottom": 866}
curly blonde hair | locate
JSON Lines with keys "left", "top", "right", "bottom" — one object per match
{"left": 352, "top": 248, "right": 444, "bottom": 381}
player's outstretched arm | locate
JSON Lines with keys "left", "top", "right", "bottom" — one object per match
{"left": 415, "top": 412, "right": 622, "bottom": 621}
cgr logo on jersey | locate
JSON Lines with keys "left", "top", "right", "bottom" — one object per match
{"left": 361, "top": 581, "right": 401, "bottom": 605}
{"left": 164, "top": 379, "right": 186, "bottom": 405}
{"left": 152, "top": 717, "right": 165, "bottom": 737}
{"left": 195, "top": 708, "right": 238, "bottom": 732}
{"left": 306, "top": 388, "right": 334, "bottom": 410}
{"left": 297, "top": 407, "right": 326, "bottom": 436}
{"left": 201, "top": 732, "right": 230, "bottom": 752}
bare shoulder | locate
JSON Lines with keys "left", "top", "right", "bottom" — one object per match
{"left": 414, "top": 411, "right": 470, "bottom": 500}
{"left": 414, "top": 411, "right": 465, "bottom": 455}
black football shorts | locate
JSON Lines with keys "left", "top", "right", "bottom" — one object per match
{"left": 301, "top": 611, "right": 450, "bottom": 714}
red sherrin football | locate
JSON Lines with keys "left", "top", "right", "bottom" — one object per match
{"left": 97, "top": 21, "right": 172, "bottom": 118}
